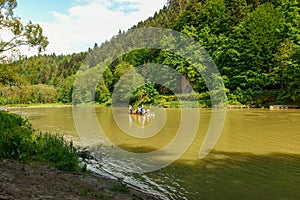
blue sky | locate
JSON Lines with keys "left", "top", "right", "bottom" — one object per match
{"left": 13, "top": 0, "right": 167, "bottom": 55}
{"left": 15, "top": 0, "right": 73, "bottom": 23}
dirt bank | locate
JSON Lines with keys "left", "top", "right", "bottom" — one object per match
{"left": 0, "top": 159, "right": 158, "bottom": 200}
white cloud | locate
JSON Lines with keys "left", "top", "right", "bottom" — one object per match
{"left": 39, "top": 0, "right": 167, "bottom": 55}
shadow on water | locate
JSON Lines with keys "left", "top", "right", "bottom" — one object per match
{"left": 154, "top": 151, "right": 300, "bottom": 200}
{"left": 117, "top": 144, "right": 159, "bottom": 153}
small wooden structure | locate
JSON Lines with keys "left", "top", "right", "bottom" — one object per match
{"left": 269, "top": 105, "right": 299, "bottom": 110}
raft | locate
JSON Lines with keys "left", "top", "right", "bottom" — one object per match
{"left": 129, "top": 109, "right": 155, "bottom": 116}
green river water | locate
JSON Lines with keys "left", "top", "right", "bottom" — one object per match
{"left": 10, "top": 107, "right": 300, "bottom": 200}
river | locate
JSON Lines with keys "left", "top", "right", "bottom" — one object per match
{"left": 10, "top": 106, "right": 300, "bottom": 199}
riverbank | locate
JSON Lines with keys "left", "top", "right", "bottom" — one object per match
{"left": 2, "top": 101, "right": 283, "bottom": 109}
{"left": 0, "top": 159, "right": 157, "bottom": 200}
{"left": 3, "top": 103, "right": 72, "bottom": 108}
{"left": 2, "top": 102, "right": 252, "bottom": 110}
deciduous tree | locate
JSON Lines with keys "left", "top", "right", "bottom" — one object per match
{"left": 0, "top": 0, "right": 49, "bottom": 62}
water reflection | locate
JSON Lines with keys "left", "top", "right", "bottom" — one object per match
{"left": 129, "top": 114, "right": 153, "bottom": 128}
{"left": 109, "top": 107, "right": 167, "bottom": 140}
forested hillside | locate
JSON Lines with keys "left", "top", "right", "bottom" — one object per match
{"left": 1, "top": 0, "right": 299, "bottom": 107}
{"left": 0, "top": 52, "right": 86, "bottom": 104}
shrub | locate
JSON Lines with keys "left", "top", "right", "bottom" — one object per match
{"left": 0, "top": 111, "right": 80, "bottom": 171}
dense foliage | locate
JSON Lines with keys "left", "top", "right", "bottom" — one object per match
{"left": 0, "top": 53, "right": 86, "bottom": 104}
{"left": 136, "top": 0, "right": 300, "bottom": 106}
{"left": 0, "top": 111, "right": 80, "bottom": 171}
{"left": 1, "top": 0, "right": 300, "bottom": 107}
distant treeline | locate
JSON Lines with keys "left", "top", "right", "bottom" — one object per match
{"left": 1, "top": 0, "right": 299, "bottom": 107}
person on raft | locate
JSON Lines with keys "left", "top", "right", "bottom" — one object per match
{"left": 137, "top": 105, "right": 146, "bottom": 114}
{"left": 129, "top": 105, "right": 133, "bottom": 114}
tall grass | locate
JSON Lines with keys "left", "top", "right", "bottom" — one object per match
{"left": 0, "top": 111, "right": 80, "bottom": 171}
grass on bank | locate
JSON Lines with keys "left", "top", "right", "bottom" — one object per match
{"left": 5, "top": 102, "right": 71, "bottom": 108}
{"left": 0, "top": 110, "right": 80, "bottom": 172}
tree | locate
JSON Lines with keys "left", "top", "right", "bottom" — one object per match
{"left": 0, "top": 0, "right": 49, "bottom": 62}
